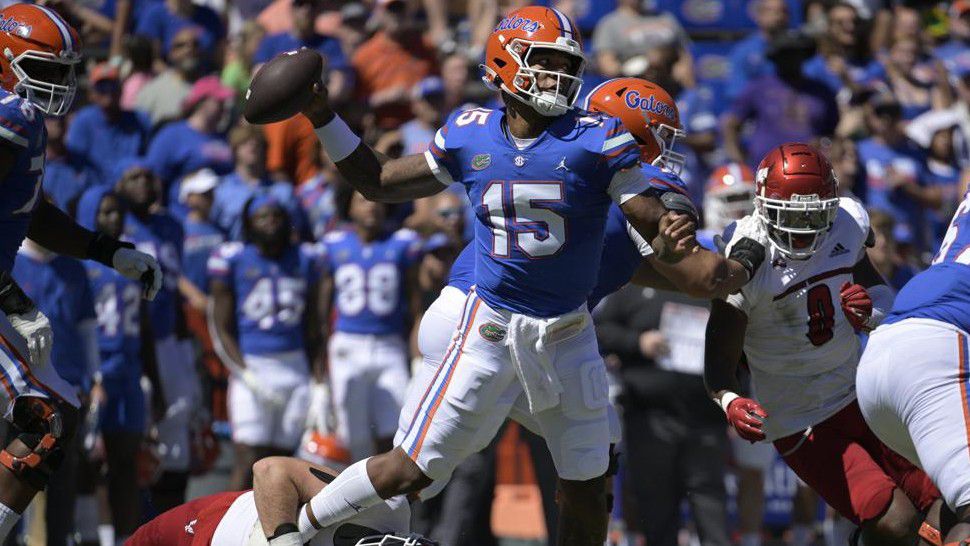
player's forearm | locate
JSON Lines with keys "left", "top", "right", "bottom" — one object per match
{"left": 27, "top": 199, "right": 96, "bottom": 259}
{"left": 704, "top": 301, "right": 747, "bottom": 400}
{"left": 207, "top": 294, "right": 246, "bottom": 371}
{"left": 650, "top": 250, "right": 748, "bottom": 299}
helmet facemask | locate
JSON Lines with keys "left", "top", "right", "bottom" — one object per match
{"left": 647, "top": 122, "right": 686, "bottom": 174}
{"left": 755, "top": 194, "right": 839, "bottom": 260}
{"left": 354, "top": 534, "right": 439, "bottom": 546}
{"left": 7, "top": 48, "right": 79, "bottom": 117}
{"left": 498, "top": 39, "right": 585, "bottom": 117}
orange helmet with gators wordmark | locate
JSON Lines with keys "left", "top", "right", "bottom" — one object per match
{"left": 581, "top": 77, "right": 686, "bottom": 174}
{"left": 0, "top": 3, "right": 80, "bottom": 117}
{"left": 481, "top": 6, "right": 585, "bottom": 117}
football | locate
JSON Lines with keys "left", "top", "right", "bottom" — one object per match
{"left": 243, "top": 48, "right": 323, "bottom": 124}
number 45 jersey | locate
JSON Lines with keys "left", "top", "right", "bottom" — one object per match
{"left": 0, "top": 90, "right": 47, "bottom": 274}
{"left": 427, "top": 107, "right": 645, "bottom": 318}
{"left": 722, "top": 197, "right": 872, "bottom": 441}
{"left": 207, "top": 242, "right": 320, "bottom": 355}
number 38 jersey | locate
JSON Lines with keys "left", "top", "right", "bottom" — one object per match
{"left": 885, "top": 190, "right": 970, "bottom": 334}
{"left": 427, "top": 107, "right": 645, "bottom": 317}
{"left": 320, "top": 228, "right": 423, "bottom": 336}
{"left": 723, "top": 197, "right": 872, "bottom": 440}
{"left": 207, "top": 242, "right": 320, "bottom": 355}
{"left": 0, "top": 90, "right": 47, "bottom": 274}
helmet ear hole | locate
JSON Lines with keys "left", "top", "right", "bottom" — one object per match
{"left": 493, "top": 58, "right": 506, "bottom": 68}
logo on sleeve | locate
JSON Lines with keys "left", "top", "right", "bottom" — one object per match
{"left": 471, "top": 153, "right": 491, "bottom": 171}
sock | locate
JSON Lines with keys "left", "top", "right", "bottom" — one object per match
{"left": 297, "top": 457, "right": 382, "bottom": 539}
{"left": 791, "top": 523, "right": 813, "bottom": 546}
{"left": 0, "top": 501, "right": 21, "bottom": 542}
{"left": 740, "top": 532, "right": 761, "bottom": 546}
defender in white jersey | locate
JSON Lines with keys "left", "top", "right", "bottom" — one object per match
{"left": 705, "top": 143, "right": 945, "bottom": 546}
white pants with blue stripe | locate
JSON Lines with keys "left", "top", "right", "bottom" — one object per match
{"left": 395, "top": 286, "right": 616, "bottom": 489}
{"left": 0, "top": 314, "right": 80, "bottom": 417}
{"left": 857, "top": 317, "right": 970, "bottom": 510}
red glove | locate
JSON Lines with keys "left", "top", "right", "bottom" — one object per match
{"left": 726, "top": 397, "right": 768, "bottom": 443}
{"left": 840, "top": 282, "right": 873, "bottom": 332}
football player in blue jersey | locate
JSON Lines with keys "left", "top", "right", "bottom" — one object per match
{"left": 208, "top": 195, "right": 324, "bottom": 491}
{"left": 857, "top": 188, "right": 970, "bottom": 546}
{"left": 255, "top": 8, "right": 767, "bottom": 546}
{"left": 320, "top": 185, "right": 424, "bottom": 462}
{"left": 0, "top": 4, "right": 161, "bottom": 539}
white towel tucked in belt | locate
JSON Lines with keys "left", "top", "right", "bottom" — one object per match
{"left": 506, "top": 310, "right": 589, "bottom": 414}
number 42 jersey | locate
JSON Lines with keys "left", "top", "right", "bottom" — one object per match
{"left": 0, "top": 90, "right": 47, "bottom": 274}
{"left": 426, "top": 107, "right": 646, "bottom": 318}
{"left": 722, "top": 197, "right": 873, "bottom": 440}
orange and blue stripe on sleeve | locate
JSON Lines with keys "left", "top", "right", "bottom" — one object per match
{"left": 959, "top": 332, "right": 970, "bottom": 464}
{"left": 0, "top": 115, "right": 29, "bottom": 148}
{"left": 600, "top": 122, "right": 640, "bottom": 172}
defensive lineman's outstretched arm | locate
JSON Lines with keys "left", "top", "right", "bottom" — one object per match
{"left": 703, "top": 300, "right": 748, "bottom": 401}
{"left": 302, "top": 84, "right": 445, "bottom": 203}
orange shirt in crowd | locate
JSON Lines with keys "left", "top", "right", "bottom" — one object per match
{"left": 352, "top": 31, "right": 437, "bottom": 129}
{"left": 263, "top": 115, "right": 320, "bottom": 185}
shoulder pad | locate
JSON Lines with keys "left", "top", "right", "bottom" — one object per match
{"left": 0, "top": 93, "right": 39, "bottom": 147}
{"left": 837, "top": 196, "right": 870, "bottom": 236}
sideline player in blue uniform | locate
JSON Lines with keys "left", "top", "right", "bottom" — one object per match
{"left": 321, "top": 185, "right": 424, "bottom": 462}
{"left": 208, "top": 196, "right": 324, "bottom": 491}
{"left": 857, "top": 189, "right": 970, "bottom": 546}
{"left": 0, "top": 4, "right": 160, "bottom": 539}
{"left": 254, "top": 9, "right": 767, "bottom": 545}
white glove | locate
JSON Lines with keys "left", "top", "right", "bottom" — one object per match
{"left": 8, "top": 308, "right": 53, "bottom": 367}
{"left": 112, "top": 247, "right": 162, "bottom": 301}
{"left": 241, "top": 369, "right": 286, "bottom": 408}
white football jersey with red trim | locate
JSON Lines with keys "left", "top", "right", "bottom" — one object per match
{"left": 723, "top": 197, "right": 872, "bottom": 440}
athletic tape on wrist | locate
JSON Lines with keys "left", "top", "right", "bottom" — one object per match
{"left": 314, "top": 115, "right": 361, "bottom": 162}
{"left": 718, "top": 391, "right": 740, "bottom": 414}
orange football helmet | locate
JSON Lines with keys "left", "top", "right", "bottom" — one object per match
{"left": 0, "top": 3, "right": 81, "bottom": 117}
{"left": 704, "top": 163, "right": 756, "bottom": 231}
{"left": 582, "top": 77, "right": 686, "bottom": 174}
{"left": 481, "top": 6, "right": 585, "bottom": 116}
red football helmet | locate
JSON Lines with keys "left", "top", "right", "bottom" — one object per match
{"left": 481, "top": 6, "right": 585, "bottom": 116}
{"left": 582, "top": 77, "right": 686, "bottom": 173}
{"left": 755, "top": 143, "right": 840, "bottom": 259}
{"left": 704, "top": 163, "right": 756, "bottom": 231}
{"left": 0, "top": 3, "right": 81, "bottom": 116}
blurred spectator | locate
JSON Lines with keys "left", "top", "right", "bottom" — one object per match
{"left": 725, "top": 0, "right": 790, "bottom": 100}
{"left": 595, "top": 287, "right": 730, "bottom": 546}
{"left": 722, "top": 30, "right": 838, "bottom": 166}
{"left": 145, "top": 75, "right": 234, "bottom": 208}
{"left": 212, "top": 123, "right": 307, "bottom": 240}
{"left": 868, "top": 208, "right": 917, "bottom": 290}
{"left": 253, "top": 0, "right": 350, "bottom": 103}
{"left": 873, "top": 37, "right": 950, "bottom": 120}
{"left": 902, "top": 64, "right": 970, "bottom": 170}
{"left": 935, "top": 1, "right": 970, "bottom": 73}
{"left": 828, "top": 136, "right": 864, "bottom": 198}
{"left": 440, "top": 53, "right": 474, "bottom": 112}
{"left": 120, "top": 35, "right": 158, "bottom": 111}
{"left": 801, "top": 2, "right": 876, "bottom": 97}
{"left": 297, "top": 147, "right": 339, "bottom": 240}
{"left": 135, "top": 27, "right": 205, "bottom": 126}
{"left": 40, "top": 0, "right": 116, "bottom": 47}
{"left": 42, "top": 116, "right": 93, "bottom": 213}
{"left": 421, "top": 0, "right": 497, "bottom": 60}
{"left": 12, "top": 239, "right": 97, "bottom": 546}
{"left": 417, "top": 191, "right": 466, "bottom": 295}
{"left": 178, "top": 168, "right": 224, "bottom": 307}
{"left": 400, "top": 77, "right": 445, "bottom": 155}
{"left": 66, "top": 62, "right": 152, "bottom": 186}
{"left": 924, "top": 127, "right": 962, "bottom": 248}
{"left": 332, "top": 2, "right": 368, "bottom": 54}
{"left": 221, "top": 21, "right": 265, "bottom": 99}
{"left": 264, "top": 115, "right": 321, "bottom": 185}
{"left": 352, "top": 0, "right": 437, "bottom": 129}
{"left": 857, "top": 93, "right": 941, "bottom": 253}
{"left": 677, "top": 83, "right": 722, "bottom": 203}
{"left": 134, "top": 0, "right": 225, "bottom": 63}
{"left": 592, "top": 0, "right": 690, "bottom": 79}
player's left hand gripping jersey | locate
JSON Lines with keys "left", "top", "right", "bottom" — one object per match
{"left": 427, "top": 107, "right": 644, "bottom": 317}
{"left": 321, "top": 228, "right": 423, "bottom": 336}
{"left": 723, "top": 197, "right": 872, "bottom": 440}
{"left": 207, "top": 242, "right": 320, "bottom": 355}
{"left": 0, "top": 90, "right": 47, "bottom": 273}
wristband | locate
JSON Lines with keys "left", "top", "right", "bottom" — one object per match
{"left": 86, "top": 232, "right": 134, "bottom": 268}
{"left": 717, "top": 391, "right": 740, "bottom": 414}
{"left": 0, "top": 270, "right": 34, "bottom": 315}
{"left": 314, "top": 114, "right": 361, "bottom": 162}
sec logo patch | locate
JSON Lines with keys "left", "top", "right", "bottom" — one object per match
{"left": 479, "top": 323, "right": 506, "bottom": 343}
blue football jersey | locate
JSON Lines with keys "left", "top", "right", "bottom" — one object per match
{"left": 208, "top": 242, "right": 321, "bottom": 355}
{"left": 0, "top": 91, "right": 47, "bottom": 274}
{"left": 124, "top": 212, "right": 184, "bottom": 340}
{"left": 885, "top": 191, "right": 970, "bottom": 333}
{"left": 428, "top": 107, "right": 642, "bottom": 317}
{"left": 85, "top": 262, "right": 144, "bottom": 379}
{"left": 322, "top": 229, "right": 423, "bottom": 335}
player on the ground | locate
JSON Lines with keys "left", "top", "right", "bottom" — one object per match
{"left": 320, "top": 185, "right": 424, "bottom": 461}
{"left": 705, "top": 143, "right": 946, "bottom": 546}
{"left": 256, "top": 10, "right": 767, "bottom": 545}
{"left": 209, "top": 196, "right": 323, "bottom": 491}
{"left": 128, "top": 456, "right": 425, "bottom": 546}
{"left": 0, "top": 4, "right": 160, "bottom": 539}
{"left": 856, "top": 187, "right": 970, "bottom": 546}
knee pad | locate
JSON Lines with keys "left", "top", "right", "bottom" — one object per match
{"left": 0, "top": 397, "right": 77, "bottom": 490}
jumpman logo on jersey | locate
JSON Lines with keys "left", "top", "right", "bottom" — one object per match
{"left": 555, "top": 156, "right": 570, "bottom": 172}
